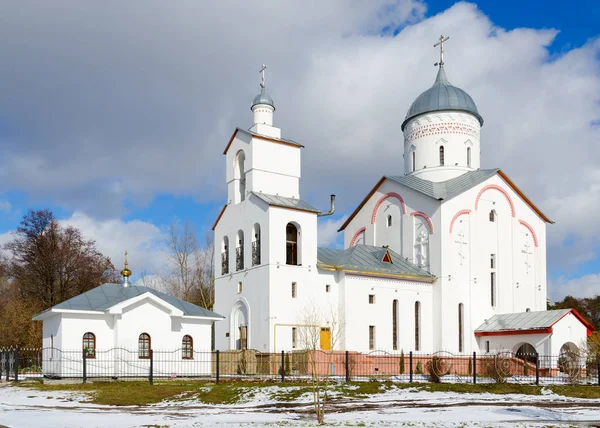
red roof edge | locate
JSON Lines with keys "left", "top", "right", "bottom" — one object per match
{"left": 550, "top": 308, "right": 596, "bottom": 332}
{"left": 474, "top": 328, "right": 552, "bottom": 337}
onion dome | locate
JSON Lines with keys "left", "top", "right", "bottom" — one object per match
{"left": 120, "top": 251, "right": 132, "bottom": 278}
{"left": 401, "top": 66, "right": 483, "bottom": 130}
{"left": 251, "top": 87, "right": 275, "bottom": 110}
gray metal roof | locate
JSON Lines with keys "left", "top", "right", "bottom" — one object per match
{"left": 402, "top": 66, "right": 483, "bottom": 130}
{"left": 317, "top": 245, "right": 434, "bottom": 280}
{"left": 34, "top": 284, "right": 224, "bottom": 319}
{"left": 251, "top": 87, "right": 275, "bottom": 109}
{"left": 386, "top": 169, "right": 498, "bottom": 201}
{"left": 236, "top": 127, "right": 304, "bottom": 148}
{"left": 475, "top": 309, "right": 571, "bottom": 333}
{"left": 252, "top": 192, "right": 320, "bottom": 213}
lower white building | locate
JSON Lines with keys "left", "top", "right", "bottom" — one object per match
{"left": 32, "top": 265, "right": 223, "bottom": 378}
{"left": 213, "top": 55, "right": 595, "bottom": 362}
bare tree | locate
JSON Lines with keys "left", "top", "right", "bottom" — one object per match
{"left": 163, "top": 219, "right": 215, "bottom": 309}
{"left": 297, "top": 301, "right": 344, "bottom": 425}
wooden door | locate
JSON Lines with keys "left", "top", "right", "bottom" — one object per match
{"left": 320, "top": 327, "right": 331, "bottom": 350}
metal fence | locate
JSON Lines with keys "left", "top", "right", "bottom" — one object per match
{"left": 1, "top": 347, "right": 599, "bottom": 386}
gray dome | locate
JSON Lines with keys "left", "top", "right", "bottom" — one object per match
{"left": 401, "top": 66, "right": 483, "bottom": 131}
{"left": 251, "top": 87, "right": 275, "bottom": 110}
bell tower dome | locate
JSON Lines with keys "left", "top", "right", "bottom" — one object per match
{"left": 402, "top": 35, "right": 484, "bottom": 182}
{"left": 250, "top": 64, "right": 279, "bottom": 139}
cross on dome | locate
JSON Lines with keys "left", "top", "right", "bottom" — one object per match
{"left": 259, "top": 64, "right": 267, "bottom": 88}
{"left": 433, "top": 34, "right": 449, "bottom": 68}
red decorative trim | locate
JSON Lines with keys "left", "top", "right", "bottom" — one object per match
{"left": 475, "top": 328, "right": 551, "bottom": 337}
{"left": 474, "top": 184, "right": 516, "bottom": 217}
{"left": 449, "top": 209, "right": 471, "bottom": 234}
{"left": 350, "top": 227, "right": 366, "bottom": 247}
{"left": 410, "top": 211, "right": 434, "bottom": 234}
{"left": 518, "top": 220, "right": 539, "bottom": 247}
{"left": 550, "top": 308, "right": 596, "bottom": 332}
{"left": 371, "top": 192, "right": 406, "bottom": 224}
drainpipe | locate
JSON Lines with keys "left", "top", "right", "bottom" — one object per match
{"left": 317, "top": 194, "right": 336, "bottom": 217}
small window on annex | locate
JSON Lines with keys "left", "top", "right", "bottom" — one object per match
{"left": 325, "top": 284, "right": 330, "bottom": 293}
{"left": 139, "top": 333, "right": 151, "bottom": 359}
{"left": 369, "top": 294, "right": 375, "bottom": 304}
{"left": 83, "top": 332, "right": 96, "bottom": 359}
{"left": 182, "top": 335, "right": 193, "bottom": 359}
{"left": 292, "top": 282, "right": 297, "bottom": 298}
{"left": 412, "top": 151, "right": 416, "bottom": 172}
{"left": 292, "top": 327, "right": 297, "bottom": 349}
{"left": 369, "top": 326, "right": 376, "bottom": 350}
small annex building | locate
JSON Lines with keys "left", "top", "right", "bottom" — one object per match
{"left": 32, "top": 257, "right": 223, "bottom": 378}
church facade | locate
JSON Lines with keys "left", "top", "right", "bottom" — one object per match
{"left": 213, "top": 54, "right": 593, "bottom": 359}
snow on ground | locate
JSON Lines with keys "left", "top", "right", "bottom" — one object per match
{"left": 1, "top": 382, "right": 599, "bottom": 427}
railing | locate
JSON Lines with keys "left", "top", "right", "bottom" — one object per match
{"left": 221, "top": 251, "right": 229, "bottom": 275}
{"left": 236, "top": 246, "right": 244, "bottom": 271}
{"left": 252, "top": 241, "right": 261, "bottom": 266}
{"left": 2, "top": 347, "right": 599, "bottom": 386}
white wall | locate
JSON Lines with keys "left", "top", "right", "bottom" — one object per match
{"left": 402, "top": 112, "right": 481, "bottom": 182}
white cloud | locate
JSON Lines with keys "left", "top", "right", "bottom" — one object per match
{"left": 0, "top": 200, "right": 10, "bottom": 213}
{"left": 317, "top": 215, "right": 348, "bottom": 247}
{"left": 59, "top": 211, "right": 166, "bottom": 276}
{"left": 0, "top": 1, "right": 597, "bottom": 273}
{"left": 548, "top": 274, "right": 600, "bottom": 302}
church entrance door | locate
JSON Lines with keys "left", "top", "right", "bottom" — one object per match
{"left": 320, "top": 327, "right": 331, "bottom": 350}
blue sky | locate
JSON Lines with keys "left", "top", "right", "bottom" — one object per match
{"left": 0, "top": 0, "right": 599, "bottom": 300}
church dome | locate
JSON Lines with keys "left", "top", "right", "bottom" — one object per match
{"left": 401, "top": 66, "right": 483, "bottom": 131}
{"left": 251, "top": 87, "right": 275, "bottom": 110}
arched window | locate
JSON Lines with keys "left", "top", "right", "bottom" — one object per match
{"left": 252, "top": 223, "right": 261, "bottom": 266}
{"left": 236, "top": 230, "right": 244, "bottom": 271}
{"left": 467, "top": 147, "right": 471, "bottom": 167}
{"left": 458, "top": 303, "right": 464, "bottom": 353}
{"left": 439, "top": 146, "right": 445, "bottom": 166}
{"left": 138, "top": 333, "right": 151, "bottom": 359}
{"left": 83, "top": 332, "right": 96, "bottom": 359}
{"left": 286, "top": 223, "right": 299, "bottom": 265}
{"left": 412, "top": 151, "right": 416, "bottom": 172}
{"left": 234, "top": 150, "right": 246, "bottom": 203}
{"left": 221, "top": 236, "right": 229, "bottom": 275}
{"left": 182, "top": 335, "right": 193, "bottom": 359}
{"left": 387, "top": 215, "right": 392, "bottom": 227}
{"left": 414, "top": 301, "right": 421, "bottom": 351}
{"left": 392, "top": 300, "right": 399, "bottom": 351}
{"left": 489, "top": 210, "right": 496, "bottom": 222}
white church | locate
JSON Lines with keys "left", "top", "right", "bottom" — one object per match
{"left": 213, "top": 38, "right": 594, "bottom": 357}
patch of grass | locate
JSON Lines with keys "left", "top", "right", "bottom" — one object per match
{"left": 339, "top": 381, "right": 394, "bottom": 397}
{"left": 548, "top": 385, "right": 600, "bottom": 399}
{"left": 269, "top": 386, "right": 314, "bottom": 402}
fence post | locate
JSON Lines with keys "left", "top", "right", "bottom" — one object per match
{"left": 473, "top": 352, "right": 477, "bottom": 385}
{"left": 0, "top": 350, "right": 3, "bottom": 379}
{"left": 409, "top": 351, "right": 413, "bottom": 383}
{"left": 149, "top": 349, "right": 153, "bottom": 385}
{"left": 535, "top": 356, "right": 539, "bottom": 386}
{"left": 596, "top": 356, "right": 599, "bottom": 386}
{"left": 82, "top": 349, "right": 87, "bottom": 384}
{"left": 5, "top": 349, "right": 9, "bottom": 381}
{"left": 215, "top": 350, "right": 220, "bottom": 384}
{"left": 280, "top": 350, "right": 285, "bottom": 382}
{"left": 345, "top": 350, "right": 350, "bottom": 383}
{"left": 13, "top": 348, "right": 19, "bottom": 382}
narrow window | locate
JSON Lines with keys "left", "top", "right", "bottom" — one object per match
{"left": 237, "top": 281, "right": 242, "bottom": 294}
{"left": 439, "top": 146, "right": 445, "bottom": 166}
{"left": 138, "top": 333, "right": 151, "bottom": 359}
{"left": 415, "top": 301, "right": 421, "bottom": 351}
{"left": 221, "top": 236, "right": 229, "bottom": 275}
{"left": 369, "top": 326, "right": 375, "bottom": 350}
{"left": 83, "top": 332, "right": 96, "bottom": 359}
{"left": 369, "top": 294, "right": 375, "bottom": 304}
{"left": 392, "top": 300, "right": 398, "bottom": 351}
{"left": 292, "top": 327, "right": 297, "bottom": 349}
{"left": 485, "top": 340, "right": 490, "bottom": 353}
{"left": 292, "top": 282, "right": 297, "bottom": 298}
{"left": 458, "top": 303, "right": 464, "bottom": 353}
{"left": 182, "top": 335, "right": 193, "bottom": 359}
{"left": 467, "top": 147, "right": 471, "bottom": 167}
{"left": 325, "top": 284, "right": 330, "bottom": 293}
{"left": 489, "top": 210, "right": 496, "bottom": 222}
{"left": 252, "top": 223, "right": 261, "bottom": 266}
{"left": 412, "top": 151, "right": 416, "bottom": 172}
{"left": 286, "top": 223, "right": 299, "bottom": 265}
{"left": 526, "top": 308, "right": 531, "bottom": 312}
{"left": 490, "top": 254, "right": 496, "bottom": 269}
{"left": 490, "top": 254, "right": 497, "bottom": 307}
{"left": 387, "top": 215, "right": 392, "bottom": 227}
{"left": 236, "top": 230, "right": 244, "bottom": 271}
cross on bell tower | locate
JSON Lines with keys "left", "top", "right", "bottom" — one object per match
{"left": 434, "top": 34, "right": 450, "bottom": 68}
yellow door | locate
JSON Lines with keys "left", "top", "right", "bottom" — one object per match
{"left": 320, "top": 327, "right": 331, "bottom": 350}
